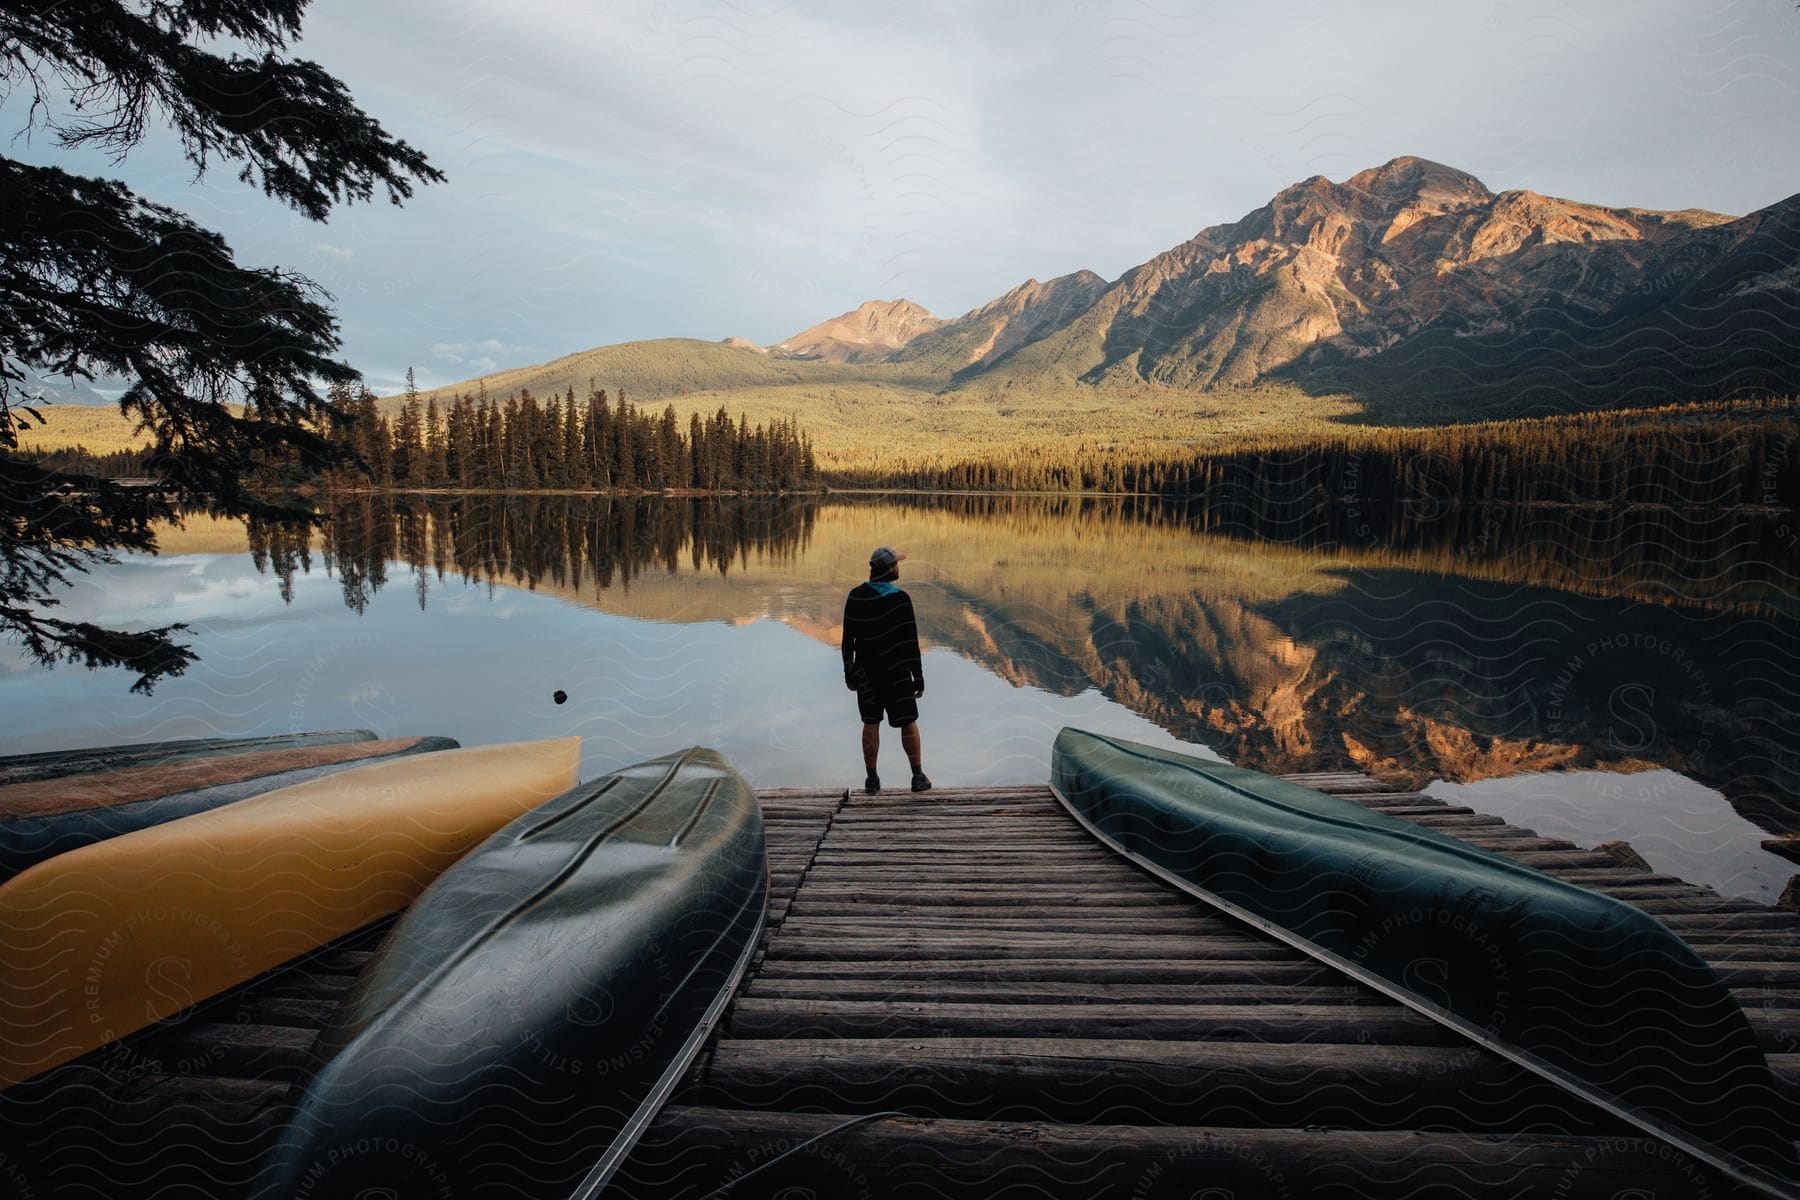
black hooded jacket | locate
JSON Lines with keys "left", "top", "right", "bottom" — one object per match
{"left": 841, "top": 582, "right": 922, "bottom": 698}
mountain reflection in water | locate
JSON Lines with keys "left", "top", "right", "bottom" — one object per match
{"left": 238, "top": 492, "right": 1800, "bottom": 851}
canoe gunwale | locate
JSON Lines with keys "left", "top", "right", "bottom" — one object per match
{"left": 1046, "top": 779, "right": 1800, "bottom": 1200}
{"left": 566, "top": 891, "right": 767, "bottom": 1200}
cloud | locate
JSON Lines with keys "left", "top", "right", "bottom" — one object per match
{"left": 263, "top": 0, "right": 1800, "bottom": 387}
{"left": 313, "top": 242, "right": 356, "bottom": 261}
{"left": 429, "top": 340, "right": 531, "bottom": 368}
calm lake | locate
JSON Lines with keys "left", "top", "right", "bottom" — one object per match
{"left": 5, "top": 493, "right": 1798, "bottom": 903}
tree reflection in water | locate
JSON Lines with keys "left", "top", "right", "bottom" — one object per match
{"left": 245, "top": 491, "right": 1800, "bottom": 838}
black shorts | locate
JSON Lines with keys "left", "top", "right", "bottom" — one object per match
{"left": 857, "top": 687, "right": 918, "bottom": 728}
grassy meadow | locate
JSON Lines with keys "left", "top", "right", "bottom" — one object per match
{"left": 15, "top": 358, "right": 1366, "bottom": 474}
{"left": 19, "top": 334, "right": 1789, "bottom": 497}
{"left": 13, "top": 405, "right": 150, "bottom": 456}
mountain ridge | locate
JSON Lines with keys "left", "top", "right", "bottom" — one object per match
{"left": 773, "top": 298, "right": 943, "bottom": 362}
{"left": 403, "top": 156, "right": 1798, "bottom": 428}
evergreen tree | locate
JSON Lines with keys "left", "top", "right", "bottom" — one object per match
{"left": 584, "top": 386, "right": 612, "bottom": 489}
{"left": 444, "top": 396, "right": 470, "bottom": 485}
{"left": 348, "top": 387, "right": 391, "bottom": 484}
{"left": 689, "top": 412, "right": 705, "bottom": 489}
{"left": 424, "top": 396, "right": 446, "bottom": 484}
{"left": 0, "top": 0, "right": 441, "bottom": 690}
{"left": 391, "top": 367, "right": 423, "bottom": 484}
{"left": 562, "top": 387, "right": 581, "bottom": 489}
{"left": 542, "top": 395, "right": 563, "bottom": 487}
{"left": 615, "top": 396, "right": 636, "bottom": 487}
{"left": 659, "top": 404, "right": 683, "bottom": 490}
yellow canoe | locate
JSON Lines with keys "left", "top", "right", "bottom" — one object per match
{"left": 0, "top": 737, "right": 581, "bottom": 1091}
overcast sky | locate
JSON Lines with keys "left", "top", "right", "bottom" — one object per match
{"left": 11, "top": 0, "right": 1799, "bottom": 393}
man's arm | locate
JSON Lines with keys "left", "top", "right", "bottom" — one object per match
{"left": 841, "top": 595, "right": 860, "bottom": 688}
{"left": 900, "top": 593, "right": 923, "bottom": 696}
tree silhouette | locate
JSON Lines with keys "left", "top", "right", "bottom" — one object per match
{"left": 343, "top": 387, "right": 822, "bottom": 494}
{"left": 0, "top": 0, "right": 443, "bottom": 690}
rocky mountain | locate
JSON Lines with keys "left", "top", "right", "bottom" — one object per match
{"left": 949, "top": 158, "right": 1777, "bottom": 401}
{"left": 890, "top": 270, "right": 1110, "bottom": 373}
{"left": 406, "top": 156, "right": 1798, "bottom": 426}
{"left": 772, "top": 157, "right": 1797, "bottom": 416}
{"left": 773, "top": 298, "right": 943, "bottom": 362}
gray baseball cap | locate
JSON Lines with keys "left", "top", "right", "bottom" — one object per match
{"left": 869, "top": 546, "right": 906, "bottom": 573}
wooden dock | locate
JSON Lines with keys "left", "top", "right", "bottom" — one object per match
{"left": 615, "top": 774, "right": 1800, "bottom": 1199}
{"left": 7, "top": 771, "right": 1797, "bottom": 1198}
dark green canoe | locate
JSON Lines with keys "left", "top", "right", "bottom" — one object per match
{"left": 0, "top": 734, "right": 459, "bottom": 882}
{"left": 1051, "top": 727, "right": 1797, "bottom": 1197}
{"left": 266, "top": 746, "right": 768, "bottom": 1200}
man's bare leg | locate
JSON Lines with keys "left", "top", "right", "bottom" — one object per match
{"left": 862, "top": 722, "right": 880, "bottom": 773}
{"left": 901, "top": 722, "right": 923, "bottom": 773}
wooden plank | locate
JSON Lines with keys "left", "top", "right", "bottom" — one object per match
{"left": 629, "top": 1107, "right": 1717, "bottom": 1200}
{"left": 227, "top": 971, "right": 356, "bottom": 1005}
{"left": 230, "top": 997, "right": 338, "bottom": 1028}
{"left": 1453, "top": 836, "right": 1584, "bottom": 852}
{"left": 724, "top": 999, "right": 1455, "bottom": 1045}
{"left": 108, "top": 1071, "right": 292, "bottom": 1106}
{"left": 797, "top": 867, "right": 1169, "bottom": 885}
{"left": 1644, "top": 910, "right": 1798, "bottom": 928}
{"left": 1481, "top": 851, "right": 1621, "bottom": 868}
{"left": 808, "top": 851, "right": 1118, "bottom": 865}
{"left": 1579, "top": 885, "right": 1739, "bottom": 900}
{"left": 694, "top": 1037, "right": 1617, "bottom": 1133}
{"left": 791, "top": 888, "right": 1186, "bottom": 907}
{"left": 1713, "top": 964, "right": 1800, "bottom": 985}
{"left": 760, "top": 933, "right": 1287, "bottom": 962}
{"left": 1276, "top": 777, "right": 1396, "bottom": 795}
{"left": 782, "top": 901, "right": 1216, "bottom": 919}
{"left": 1745, "top": 1010, "right": 1800, "bottom": 1052}
{"left": 740, "top": 978, "right": 1369, "bottom": 1004}
{"left": 776, "top": 915, "right": 1234, "bottom": 936}
{"left": 131, "top": 1022, "right": 316, "bottom": 1080}
{"left": 837, "top": 806, "right": 1065, "bottom": 817}
{"left": 750, "top": 957, "right": 1309, "bottom": 981}
{"left": 1540, "top": 874, "right": 1706, "bottom": 892}
{"left": 798, "top": 873, "right": 1169, "bottom": 890}
{"left": 1694, "top": 944, "right": 1800, "bottom": 963}
{"left": 817, "top": 841, "right": 1094, "bottom": 849}
{"left": 1394, "top": 811, "right": 1500, "bottom": 824}
{"left": 823, "top": 818, "right": 1073, "bottom": 829}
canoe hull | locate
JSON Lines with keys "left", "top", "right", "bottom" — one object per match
{"left": 268, "top": 746, "right": 768, "bottom": 1200}
{"left": 0, "top": 737, "right": 581, "bottom": 1090}
{"left": 1051, "top": 727, "right": 1795, "bottom": 1186}
{"left": 0, "top": 730, "right": 379, "bottom": 787}
{"left": 0, "top": 735, "right": 460, "bottom": 881}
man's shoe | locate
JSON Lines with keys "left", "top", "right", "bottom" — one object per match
{"left": 864, "top": 772, "right": 880, "bottom": 795}
{"left": 911, "top": 772, "right": 932, "bottom": 793}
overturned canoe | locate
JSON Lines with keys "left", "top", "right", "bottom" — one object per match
{"left": 1051, "top": 727, "right": 1797, "bottom": 1197}
{"left": 0, "top": 737, "right": 581, "bottom": 1091}
{"left": 0, "top": 734, "right": 460, "bottom": 882}
{"left": 267, "top": 746, "right": 768, "bottom": 1200}
{"left": 0, "top": 729, "right": 379, "bottom": 787}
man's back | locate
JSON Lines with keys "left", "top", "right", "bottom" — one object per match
{"left": 842, "top": 581, "right": 920, "bottom": 696}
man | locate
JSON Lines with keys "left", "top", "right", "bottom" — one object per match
{"left": 842, "top": 546, "right": 930, "bottom": 794}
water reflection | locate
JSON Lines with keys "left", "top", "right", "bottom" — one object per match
{"left": 271, "top": 493, "right": 1800, "bottom": 852}
{"left": 252, "top": 493, "right": 820, "bottom": 613}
